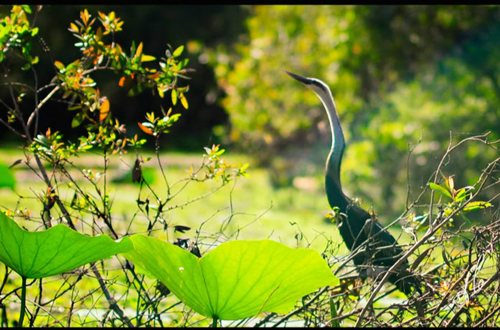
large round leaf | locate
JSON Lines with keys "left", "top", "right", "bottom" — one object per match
{"left": 0, "top": 163, "right": 16, "bottom": 190}
{"left": 123, "top": 236, "right": 338, "bottom": 320}
{"left": 0, "top": 212, "right": 133, "bottom": 278}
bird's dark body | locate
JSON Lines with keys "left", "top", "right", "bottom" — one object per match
{"left": 326, "top": 171, "right": 414, "bottom": 295}
{"left": 286, "top": 70, "right": 418, "bottom": 296}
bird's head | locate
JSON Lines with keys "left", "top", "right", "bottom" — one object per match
{"left": 284, "top": 70, "right": 331, "bottom": 97}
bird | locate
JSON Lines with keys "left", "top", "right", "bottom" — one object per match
{"left": 285, "top": 70, "right": 419, "bottom": 296}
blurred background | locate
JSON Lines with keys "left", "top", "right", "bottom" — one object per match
{"left": 1, "top": 5, "right": 499, "bottom": 227}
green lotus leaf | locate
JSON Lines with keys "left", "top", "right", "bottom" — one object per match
{"left": 0, "top": 163, "right": 16, "bottom": 190}
{"left": 123, "top": 236, "right": 338, "bottom": 320}
{"left": 0, "top": 212, "right": 133, "bottom": 279}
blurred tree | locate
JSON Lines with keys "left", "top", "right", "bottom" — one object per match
{"left": 207, "top": 5, "right": 500, "bottom": 219}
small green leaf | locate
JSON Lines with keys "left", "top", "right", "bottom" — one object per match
{"left": 128, "top": 84, "right": 144, "bottom": 97}
{"left": 71, "top": 112, "right": 84, "bottom": 128}
{"left": 454, "top": 188, "right": 466, "bottom": 202}
{"left": 123, "top": 236, "right": 338, "bottom": 320}
{"left": 0, "top": 212, "right": 133, "bottom": 279}
{"left": 454, "top": 186, "right": 474, "bottom": 203}
{"left": 429, "top": 182, "right": 453, "bottom": 199}
{"left": 20, "top": 5, "right": 32, "bottom": 14}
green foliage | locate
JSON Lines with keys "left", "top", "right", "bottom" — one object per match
{"left": 206, "top": 6, "right": 363, "bottom": 158}
{"left": 0, "top": 211, "right": 133, "bottom": 279}
{"left": 138, "top": 108, "right": 182, "bottom": 137}
{"left": 45, "top": 8, "right": 190, "bottom": 158}
{"left": 123, "top": 236, "right": 338, "bottom": 320}
{"left": 0, "top": 5, "right": 39, "bottom": 68}
{"left": 206, "top": 5, "right": 500, "bottom": 218}
{"left": 0, "top": 163, "right": 16, "bottom": 190}
{"left": 200, "top": 144, "right": 250, "bottom": 184}
{"left": 428, "top": 174, "right": 492, "bottom": 224}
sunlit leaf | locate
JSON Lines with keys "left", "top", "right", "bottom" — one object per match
{"left": 463, "top": 201, "right": 493, "bottom": 212}
{"left": 135, "top": 42, "right": 143, "bottom": 59}
{"left": 123, "top": 237, "right": 338, "bottom": 320}
{"left": 118, "top": 75, "right": 135, "bottom": 87}
{"left": 157, "top": 86, "right": 164, "bottom": 98}
{"left": 172, "top": 45, "right": 184, "bottom": 58}
{"left": 448, "top": 176, "right": 455, "bottom": 195}
{"left": 171, "top": 88, "right": 178, "bottom": 106}
{"left": 429, "top": 182, "right": 452, "bottom": 199}
{"left": 180, "top": 93, "right": 188, "bottom": 109}
{"left": 146, "top": 112, "right": 155, "bottom": 123}
{"left": 0, "top": 212, "right": 133, "bottom": 279}
{"left": 138, "top": 122, "right": 154, "bottom": 135}
{"left": 54, "top": 61, "right": 65, "bottom": 71}
{"left": 20, "top": 5, "right": 31, "bottom": 14}
{"left": 141, "top": 54, "right": 156, "bottom": 62}
{"left": 99, "top": 99, "right": 110, "bottom": 122}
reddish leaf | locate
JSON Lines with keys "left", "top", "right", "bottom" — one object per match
{"left": 100, "top": 99, "right": 110, "bottom": 122}
{"left": 138, "top": 122, "right": 154, "bottom": 135}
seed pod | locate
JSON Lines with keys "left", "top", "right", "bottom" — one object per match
{"left": 132, "top": 158, "right": 142, "bottom": 183}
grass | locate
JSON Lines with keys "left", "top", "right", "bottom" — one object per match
{"left": 0, "top": 147, "right": 344, "bottom": 251}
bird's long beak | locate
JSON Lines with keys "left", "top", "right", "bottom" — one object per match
{"left": 284, "top": 70, "right": 311, "bottom": 85}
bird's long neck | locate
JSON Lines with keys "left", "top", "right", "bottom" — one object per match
{"left": 319, "top": 89, "right": 349, "bottom": 211}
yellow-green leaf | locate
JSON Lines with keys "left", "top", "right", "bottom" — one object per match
{"left": 180, "top": 93, "right": 188, "bottom": 109}
{"left": 0, "top": 212, "right": 133, "bottom": 279}
{"left": 123, "top": 237, "right": 338, "bottom": 320}
{"left": 171, "top": 89, "right": 178, "bottom": 106}
{"left": 141, "top": 54, "right": 156, "bottom": 62}
{"left": 429, "top": 182, "right": 452, "bottom": 200}
{"left": 135, "top": 42, "right": 143, "bottom": 59}
{"left": 463, "top": 201, "right": 493, "bottom": 212}
{"left": 173, "top": 45, "right": 184, "bottom": 58}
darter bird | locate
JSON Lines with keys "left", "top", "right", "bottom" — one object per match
{"left": 285, "top": 70, "right": 419, "bottom": 296}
